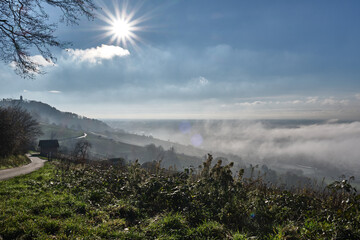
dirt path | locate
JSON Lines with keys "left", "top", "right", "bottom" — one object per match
{"left": 0, "top": 154, "right": 46, "bottom": 181}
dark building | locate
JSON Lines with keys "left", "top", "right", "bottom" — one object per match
{"left": 38, "top": 140, "right": 59, "bottom": 157}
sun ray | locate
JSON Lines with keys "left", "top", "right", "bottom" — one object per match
{"left": 95, "top": 0, "right": 149, "bottom": 50}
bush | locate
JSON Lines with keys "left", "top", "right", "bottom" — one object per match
{"left": 2, "top": 155, "right": 360, "bottom": 239}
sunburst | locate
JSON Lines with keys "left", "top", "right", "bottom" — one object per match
{"left": 97, "top": 1, "right": 148, "bottom": 49}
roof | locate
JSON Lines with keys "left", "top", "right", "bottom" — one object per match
{"left": 38, "top": 140, "right": 59, "bottom": 148}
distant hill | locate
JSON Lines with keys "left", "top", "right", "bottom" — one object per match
{"left": 0, "top": 98, "right": 203, "bottom": 168}
{"left": 39, "top": 123, "right": 203, "bottom": 169}
{"left": 0, "top": 98, "right": 238, "bottom": 169}
{"left": 0, "top": 98, "right": 111, "bottom": 133}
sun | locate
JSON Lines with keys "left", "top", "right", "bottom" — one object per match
{"left": 97, "top": 1, "right": 149, "bottom": 49}
{"left": 112, "top": 19, "right": 130, "bottom": 38}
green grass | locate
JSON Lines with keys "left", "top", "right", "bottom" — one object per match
{"left": 1, "top": 156, "right": 360, "bottom": 239}
{"left": 0, "top": 163, "right": 123, "bottom": 239}
{"left": 0, "top": 155, "right": 31, "bottom": 169}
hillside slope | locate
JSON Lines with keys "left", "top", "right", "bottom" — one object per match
{"left": 0, "top": 98, "right": 111, "bottom": 133}
{"left": 0, "top": 98, "right": 231, "bottom": 168}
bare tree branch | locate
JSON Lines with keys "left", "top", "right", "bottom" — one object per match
{"left": 0, "top": 0, "right": 97, "bottom": 78}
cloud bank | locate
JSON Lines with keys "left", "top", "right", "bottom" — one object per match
{"left": 1, "top": 43, "right": 360, "bottom": 119}
{"left": 141, "top": 120, "right": 360, "bottom": 177}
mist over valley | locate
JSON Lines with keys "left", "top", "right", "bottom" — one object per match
{"left": 106, "top": 119, "right": 360, "bottom": 181}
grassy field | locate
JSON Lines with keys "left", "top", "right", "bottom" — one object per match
{"left": 0, "top": 155, "right": 31, "bottom": 170}
{"left": 1, "top": 156, "right": 360, "bottom": 239}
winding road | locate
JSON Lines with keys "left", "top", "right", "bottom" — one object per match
{"left": 0, "top": 154, "right": 46, "bottom": 181}
{"left": 0, "top": 132, "right": 87, "bottom": 181}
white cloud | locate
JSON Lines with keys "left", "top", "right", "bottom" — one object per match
{"left": 8, "top": 55, "right": 54, "bottom": 72}
{"left": 197, "top": 76, "right": 209, "bottom": 86}
{"left": 2, "top": 43, "right": 360, "bottom": 120}
{"left": 306, "top": 97, "right": 319, "bottom": 104}
{"left": 66, "top": 44, "right": 130, "bottom": 63}
{"left": 30, "top": 55, "right": 55, "bottom": 67}
{"left": 321, "top": 98, "right": 336, "bottom": 105}
{"left": 339, "top": 100, "right": 350, "bottom": 105}
{"left": 321, "top": 98, "right": 349, "bottom": 106}
{"left": 235, "top": 101, "right": 270, "bottom": 106}
{"left": 214, "top": 96, "right": 360, "bottom": 120}
{"left": 48, "top": 90, "right": 61, "bottom": 94}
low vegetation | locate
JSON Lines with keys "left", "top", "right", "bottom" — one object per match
{"left": 1, "top": 155, "right": 360, "bottom": 239}
{"left": 0, "top": 155, "right": 31, "bottom": 169}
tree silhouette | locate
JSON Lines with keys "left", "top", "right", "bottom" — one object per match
{"left": 73, "top": 139, "right": 92, "bottom": 163}
{"left": 0, "top": 106, "right": 42, "bottom": 157}
{"left": 0, "top": 0, "right": 97, "bottom": 78}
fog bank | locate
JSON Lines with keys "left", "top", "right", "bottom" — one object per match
{"left": 107, "top": 120, "right": 360, "bottom": 176}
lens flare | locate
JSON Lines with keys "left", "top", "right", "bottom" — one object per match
{"left": 191, "top": 134, "right": 203, "bottom": 147}
{"left": 179, "top": 121, "right": 192, "bottom": 134}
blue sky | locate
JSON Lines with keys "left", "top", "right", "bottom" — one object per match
{"left": 1, "top": 0, "right": 360, "bottom": 119}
